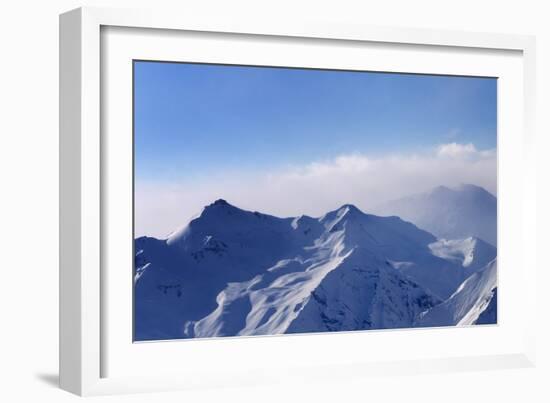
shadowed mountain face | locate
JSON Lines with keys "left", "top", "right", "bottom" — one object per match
{"left": 372, "top": 184, "right": 497, "bottom": 247}
{"left": 134, "top": 198, "right": 496, "bottom": 341}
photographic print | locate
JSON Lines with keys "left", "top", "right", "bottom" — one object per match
{"left": 133, "top": 61, "right": 497, "bottom": 342}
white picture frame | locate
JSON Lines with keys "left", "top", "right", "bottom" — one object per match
{"left": 59, "top": 6, "right": 537, "bottom": 396}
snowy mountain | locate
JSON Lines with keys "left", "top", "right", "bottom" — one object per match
{"left": 415, "top": 259, "right": 497, "bottom": 327}
{"left": 372, "top": 184, "right": 497, "bottom": 246}
{"left": 428, "top": 237, "right": 496, "bottom": 273}
{"left": 135, "top": 199, "right": 497, "bottom": 341}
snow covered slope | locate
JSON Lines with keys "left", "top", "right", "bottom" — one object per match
{"left": 135, "top": 199, "right": 497, "bottom": 340}
{"left": 428, "top": 237, "right": 496, "bottom": 273}
{"left": 285, "top": 248, "right": 441, "bottom": 334}
{"left": 373, "top": 184, "right": 497, "bottom": 246}
{"left": 415, "top": 259, "right": 497, "bottom": 327}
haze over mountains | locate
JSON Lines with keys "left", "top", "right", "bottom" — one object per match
{"left": 373, "top": 184, "right": 497, "bottom": 246}
{"left": 134, "top": 184, "right": 497, "bottom": 341}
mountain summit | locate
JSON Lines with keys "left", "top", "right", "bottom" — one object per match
{"left": 134, "top": 198, "right": 496, "bottom": 341}
{"left": 373, "top": 184, "right": 497, "bottom": 246}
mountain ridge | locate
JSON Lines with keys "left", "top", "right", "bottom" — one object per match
{"left": 135, "top": 196, "right": 497, "bottom": 341}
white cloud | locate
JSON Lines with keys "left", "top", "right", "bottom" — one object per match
{"left": 135, "top": 143, "right": 497, "bottom": 238}
{"left": 436, "top": 142, "right": 477, "bottom": 158}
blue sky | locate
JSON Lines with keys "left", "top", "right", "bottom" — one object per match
{"left": 134, "top": 61, "right": 496, "bottom": 183}
{"left": 134, "top": 61, "right": 497, "bottom": 237}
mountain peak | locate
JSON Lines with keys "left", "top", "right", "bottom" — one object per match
{"left": 339, "top": 203, "right": 362, "bottom": 213}
{"left": 374, "top": 183, "right": 497, "bottom": 246}
{"left": 210, "top": 198, "right": 231, "bottom": 207}
{"left": 456, "top": 183, "right": 493, "bottom": 196}
{"left": 429, "top": 184, "right": 495, "bottom": 201}
{"left": 319, "top": 203, "right": 367, "bottom": 232}
{"left": 201, "top": 199, "right": 241, "bottom": 214}
{"left": 331, "top": 203, "right": 362, "bottom": 218}
{"left": 432, "top": 183, "right": 492, "bottom": 196}
{"left": 458, "top": 183, "right": 481, "bottom": 190}
{"left": 198, "top": 199, "right": 249, "bottom": 220}
{"left": 431, "top": 185, "right": 452, "bottom": 195}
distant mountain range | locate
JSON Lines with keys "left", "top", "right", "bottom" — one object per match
{"left": 372, "top": 184, "right": 497, "bottom": 246}
{"left": 134, "top": 185, "right": 497, "bottom": 341}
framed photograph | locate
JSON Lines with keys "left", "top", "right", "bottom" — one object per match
{"left": 60, "top": 7, "right": 537, "bottom": 396}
